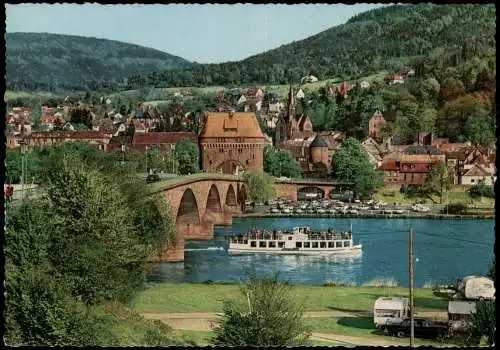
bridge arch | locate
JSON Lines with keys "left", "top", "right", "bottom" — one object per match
{"left": 298, "top": 186, "right": 325, "bottom": 200}
{"left": 206, "top": 184, "right": 223, "bottom": 214}
{"left": 225, "top": 184, "right": 237, "bottom": 206}
{"left": 176, "top": 188, "right": 201, "bottom": 225}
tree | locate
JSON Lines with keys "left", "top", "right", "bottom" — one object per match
{"left": 468, "top": 179, "right": 495, "bottom": 198}
{"left": 464, "top": 105, "right": 495, "bottom": 147}
{"left": 173, "top": 140, "right": 200, "bottom": 175}
{"left": 312, "top": 162, "right": 328, "bottom": 179}
{"left": 4, "top": 203, "right": 116, "bottom": 346}
{"left": 331, "top": 138, "right": 384, "bottom": 198}
{"left": 423, "top": 161, "right": 455, "bottom": 204}
{"left": 69, "top": 108, "right": 93, "bottom": 129}
{"left": 263, "top": 145, "right": 301, "bottom": 178}
{"left": 467, "top": 300, "right": 495, "bottom": 346}
{"left": 44, "top": 154, "right": 150, "bottom": 305}
{"left": 243, "top": 171, "right": 275, "bottom": 204}
{"left": 211, "top": 272, "right": 311, "bottom": 347}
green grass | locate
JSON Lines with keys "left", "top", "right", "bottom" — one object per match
{"left": 131, "top": 283, "right": 448, "bottom": 313}
{"left": 5, "top": 90, "right": 63, "bottom": 102}
{"left": 172, "top": 330, "right": 213, "bottom": 346}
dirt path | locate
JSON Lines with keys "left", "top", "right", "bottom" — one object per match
{"left": 141, "top": 311, "right": 449, "bottom": 345}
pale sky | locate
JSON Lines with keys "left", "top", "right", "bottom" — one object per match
{"left": 6, "top": 3, "right": 389, "bottom": 63}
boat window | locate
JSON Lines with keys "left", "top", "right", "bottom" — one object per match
{"left": 269, "top": 241, "right": 276, "bottom": 248}
{"left": 259, "top": 241, "right": 266, "bottom": 248}
{"left": 243, "top": 240, "right": 248, "bottom": 244}
{"left": 328, "top": 242, "right": 335, "bottom": 248}
{"left": 343, "top": 241, "right": 350, "bottom": 247}
{"left": 304, "top": 242, "right": 310, "bottom": 248}
{"left": 278, "top": 241, "right": 285, "bottom": 248}
{"left": 312, "top": 242, "right": 318, "bottom": 248}
{"left": 288, "top": 236, "right": 293, "bottom": 240}
{"left": 320, "top": 242, "right": 326, "bottom": 248}
{"left": 250, "top": 241, "right": 256, "bottom": 247}
{"left": 336, "top": 241, "right": 342, "bottom": 248}
{"left": 296, "top": 242, "right": 302, "bottom": 248}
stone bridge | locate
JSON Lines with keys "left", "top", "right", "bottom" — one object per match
{"left": 148, "top": 173, "right": 352, "bottom": 262}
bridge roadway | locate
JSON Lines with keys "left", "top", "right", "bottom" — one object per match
{"left": 147, "top": 173, "right": 352, "bottom": 262}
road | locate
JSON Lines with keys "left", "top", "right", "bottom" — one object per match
{"left": 141, "top": 311, "right": 450, "bottom": 346}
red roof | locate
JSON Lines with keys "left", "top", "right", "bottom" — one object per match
{"left": 379, "top": 159, "right": 398, "bottom": 171}
{"left": 336, "top": 82, "right": 352, "bottom": 97}
{"left": 132, "top": 132, "right": 198, "bottom": 145}
{"left": 25, "top": 131, "right": 108, "bottom": 140}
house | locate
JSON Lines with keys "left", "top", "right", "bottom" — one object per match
{"left": 22, "top": 131, "right": 111, "bottom": 151}
{"left": 40, "top": 113, "right": 66, "bottom": 130}
{"left": 199, "top": 111, "right": 267, "bottom": 174}
{"left": 368, "top": 110, "right": 386, "bottom": 139}
{"left": 336, "top": 81, "right": 352, "bottom": 99}
{"left": 265, "top": 115, "right": 279, "bottom": 129}
{"left": 131, "top": 131, "right": 199, "bottom": 154}
{"left": 359, "top": 81, "right": 370, "bottom": 89}
{"left": 362, "top": 137, "right": 389, "bottom": 167}
{"left": 268, "top": 101, "right": 285, "bottom": 113}
{"left": 378, "top": 145, "right": 446, "bottom": 188}
{"left": 302, "top": 74, "right": 318, "bottom": 83}
{"left": 461, "top": 163, "right": 496, "bottom": 186}
{"left": 92, "top": 118, "right": 114, "bottom": 134}
{"left": 294, "top": 87, "right": 305, "bottom": 99}
{"left": 385, "top": 74, "right": 405, "bottom": 85}
{"left": 237, "top": 93, "right": 247, "bottom": 105}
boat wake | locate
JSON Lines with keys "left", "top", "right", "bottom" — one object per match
{"left": 184, "top": 247, "right": 225, "bottom": 252}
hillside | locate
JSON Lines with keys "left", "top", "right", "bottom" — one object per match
{"left": 127, "top": 3, "right": 495, "bottom": 88}
{"left": 5, "top": 32, "right": 192, "bottom": 92}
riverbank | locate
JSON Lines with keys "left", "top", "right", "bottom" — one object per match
{"left": 235, "top": 212, "right": 495, "bottom": 220}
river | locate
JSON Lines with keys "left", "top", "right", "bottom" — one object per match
{"left": 148, "top": 217, "right": 495, "bottom": 288}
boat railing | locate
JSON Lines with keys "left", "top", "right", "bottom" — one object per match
{"left": 232, "top": 231, "right": 352, "bottom": 243}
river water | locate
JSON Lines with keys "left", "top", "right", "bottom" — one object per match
{"left": 148, "top": 217, "right": 495, "bottom": 288}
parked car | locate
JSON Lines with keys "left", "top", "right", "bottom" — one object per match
{"left": 146, "top": 174, "right": 161, "bottom": 183}
{"left": 386, "top": 318, "right": 449, "bottom": 339}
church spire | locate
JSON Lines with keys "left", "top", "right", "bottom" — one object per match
{"left": 287, "top": 84, "right": 296, "bottom": 119}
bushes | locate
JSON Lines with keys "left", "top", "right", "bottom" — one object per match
{"left": 468, "top": 180, "right": 494, "bottom": 198}
{"left": 441, "top": 202, "right": 467, "bottom": 214}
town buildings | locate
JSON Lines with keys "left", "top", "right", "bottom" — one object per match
{"left": 199, "top": 111, "right": 268, "bottom": 174}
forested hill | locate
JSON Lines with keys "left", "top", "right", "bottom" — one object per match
{"left": 126, "top": 3, "right": 495, "bottom": 89}
{"left": 6, "top": 32, "right": 192, "bottom": 92}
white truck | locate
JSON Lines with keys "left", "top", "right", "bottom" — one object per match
{"left": 373, "top": 297, "right": 409, "bottom": 328}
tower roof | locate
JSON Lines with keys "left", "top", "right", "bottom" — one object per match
{"left": 310, "top": 135, "right": 329, "bottom": 148}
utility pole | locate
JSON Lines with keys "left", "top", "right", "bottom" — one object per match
{"left": 409, "top": 225, "right": 415, "bottom": 347}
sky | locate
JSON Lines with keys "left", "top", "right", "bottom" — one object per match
{"left": 6, "top": 3, "right": 389, "bottom": 64}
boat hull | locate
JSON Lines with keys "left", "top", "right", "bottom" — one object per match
{"left": 228, "top": 244, "right": 362, "bottom": 255}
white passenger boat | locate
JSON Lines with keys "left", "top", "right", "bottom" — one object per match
{"left": 227, "top": 226, "right": 362, "bottom": 255}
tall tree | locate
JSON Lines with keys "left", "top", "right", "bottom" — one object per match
{"left": 423, "top": 161, "right": 455, "bottom": 204}
{"left": 331, "top": 137, "right": 384, "bottom": 197}
{"left": 464, "top": 104, "right": 495, "bottom": 147}
{"left": 172, "top": 140, "right": 200, "bottom": 175}
{"left": 243, "top": 171, "right": 275, "bottom": 204}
